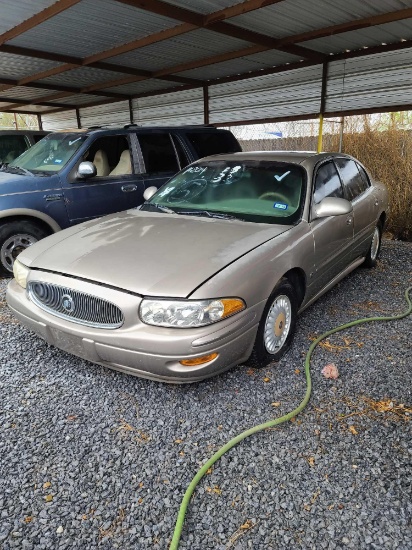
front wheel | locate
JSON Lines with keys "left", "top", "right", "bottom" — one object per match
{"left": 363, "top": 222, "right": 382, "bottom": 268}
{"left": 0, "top": 221, "right": 49, "bottom": 276}
{"left": 246, "top": 278, "right": 298, "bottom": 368}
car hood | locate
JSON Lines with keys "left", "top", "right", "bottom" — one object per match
{"left": 0, "top": 169, "right": 55, "bottom": 194}
{"left": 21, "top": 210, "right": 290, "bottom": 297}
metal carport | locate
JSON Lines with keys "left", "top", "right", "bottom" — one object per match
{"left": 1, "top": 0, "right": 412, "bottom": 133}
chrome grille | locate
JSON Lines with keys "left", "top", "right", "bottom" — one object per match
{"left": 28, "top": 281, "right": 124, "bottom": 329}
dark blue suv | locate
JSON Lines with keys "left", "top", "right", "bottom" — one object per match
{"left": 0, "top": 125, "right": 241, "bottom": 275}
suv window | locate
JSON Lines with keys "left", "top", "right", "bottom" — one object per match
{"left": 137, "top": 133, "right": 179, "bottom": 174}
{"left": 313, "top": 161, "right": 344, "bottom": 204}
{"left": 335, "top": 158, "right": 368, "bottom": 200}
{"left": 83, "top": 135, "right": 133, "bottom": 177}
{"left": 0, "top": 134, "right": 29, "bottom": 163}
{"left": 186, "top": 131, "right": 241, "bottom": 158}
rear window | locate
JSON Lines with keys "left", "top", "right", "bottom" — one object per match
{"left": 335, "top": 158, "right": 369, "bottom": 200}
{"left": 185, "top": 131, "right": 241, "bottom": 158}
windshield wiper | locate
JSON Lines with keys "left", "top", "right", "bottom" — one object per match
{"left": 178, "top": 210, "right": 245, "bottom": 221}
{"left": 4, "top": 165, "right": 34, "bottom": 176}
{"left": 141, "top": 203, "right": 175, "bottom": 214}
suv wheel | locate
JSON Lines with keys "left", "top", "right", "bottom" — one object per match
{"left": 0, "top": 221, "right": 49, "bottom": 276}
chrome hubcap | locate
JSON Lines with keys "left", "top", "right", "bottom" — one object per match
{"left": 370, "top": 226, "right": 380, "bottom": 261}
{"left": 1, "top": 233, "right": 38, "bottom": 273}
{"left": 264, "top": 294, "right": 292, "bottom": 354}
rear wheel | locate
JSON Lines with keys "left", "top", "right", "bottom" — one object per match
{"left": 247, "top": 278, "right": 298, "bottom": 368}
{"left": 0, "top": 221, "right": 49, "bottom": 276}
{"left": 363, "top": 222, "right": 382, "bottom": 268}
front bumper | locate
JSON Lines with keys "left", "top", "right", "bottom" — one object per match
{"left": 6, "top": 273, "right": 263, "bottom": 383}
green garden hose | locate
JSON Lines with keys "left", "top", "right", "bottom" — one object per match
{"left": 170, "top": 286, "right": 412, "bottom": 550}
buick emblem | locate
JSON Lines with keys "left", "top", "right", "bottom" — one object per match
{"left": 61, "top": 294, "right": 75, "bottom": 313}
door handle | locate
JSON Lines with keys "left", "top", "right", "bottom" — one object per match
{"left": 44, "top": 193, "right": 63, "bottom": 201}
{"left": 121, "top": 184, "right": 137, "bottom": 193}
{"left": 346, "top": 216, "right": 353, "bottom": 225}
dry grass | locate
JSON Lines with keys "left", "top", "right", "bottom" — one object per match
{"left": 327, "top": 114, "right": 412, "bottom": 241}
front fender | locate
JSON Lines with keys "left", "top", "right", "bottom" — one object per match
{"left": 190, "top": 222, "right": 314, "bottom": 307}
{"left": 0, "top": 208, "right": 61, "bottom": 232}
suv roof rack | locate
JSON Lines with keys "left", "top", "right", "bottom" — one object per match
{"left": 88, "top": 126, "right": 102, "bottom": 130}
{"left": 124, "top": 123, "right": 139, "bottom": 128}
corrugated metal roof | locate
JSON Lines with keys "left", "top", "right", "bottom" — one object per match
{"left": 48, "top": 94, "right": 105, "bottom": 106}
{"left": 8, "top": 0, "right": 181, "bottom": 59}
{"left": 178, "top": 51, "right": 302, "bottom": 80}
{"left": 0, "top": 53, "right": 60, "bottom": 80}
{"left": 159, "top": 1, "right": 236, "bottom": 15}
{"left": 37, "top": 66, "right": 132, "bottom": 88}
{"left": 0, "top": 87, "right": 59, "bottom": 101}
{"left": 101, "top": 80, "right": 178, "bottom": 96}
{"left": 109, "top": 28, "right": 252, "bottom": 72}
{"left": 302, "top": 19, "right": 412, "bottom": 54}
{"left": 226, "top": 0, "right": 412, "bottom": 39}
{"left": 0, "top": 0, "right": 57, "bottom": 35}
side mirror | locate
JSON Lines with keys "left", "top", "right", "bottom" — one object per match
{"left": 143, "top": 186, "right": 158, "bottom": 201}
{"left": 312, "top": 197, "right": 353, "bottom": 219}
{"left": 77, "top": 161, "right": 96, "bottom": 179}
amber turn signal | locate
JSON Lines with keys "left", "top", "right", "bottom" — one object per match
{"left": 179, "top": 353, "right": 219, "bottom": 366}
{"left": 220, "top": 298, "right": 245, "bottom": 318}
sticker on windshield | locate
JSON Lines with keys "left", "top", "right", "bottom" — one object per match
{"left": 54, "top": 159, "right": 62, "bottom": 163}
{"left": 273, "top": 202, "right": 288, "bottom": 210}
{"left": 68, "top": 137, "right": 81, "bottom": 146}
{"left": 274, "top": 171, "right": 291, "bottom": 182}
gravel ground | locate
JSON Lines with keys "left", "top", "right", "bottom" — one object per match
{"left": 0, "top": 239, "right": 411, "bottom": 550}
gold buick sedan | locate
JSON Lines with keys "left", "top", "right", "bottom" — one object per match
{"left": 7, "top": 152, "right": 388, "bottom": 383}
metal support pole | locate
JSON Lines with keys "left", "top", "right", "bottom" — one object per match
{"left": 317, "top": 114, "right": 324, "bottom": 153}
{"left": 317, "top": 61, "right": 328, "bottom": 153}
{"left": 75, "top": 108, "right": 81, "bottom": 129}
{"left": 37, "top": 113, "right": 43, "bottom": 130}
{"left": 339, "top": 116, "right": 345, "bottom": 152}
{"left": 203, "top": 85, "right": 209, "bottom": 125}
{"left": 129, "top": 98, "right": 134, "bottom": 124}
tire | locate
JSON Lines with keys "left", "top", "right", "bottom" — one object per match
{"left": 246, "top": 278, "right": 298, "bottom": 368}
{"left": 363, "top": 222, "right": 382, "bottom": 268}
{"left": 0, "top": 220, "right": 49, "bottom": 276}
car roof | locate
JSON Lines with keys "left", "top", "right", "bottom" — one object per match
{"left": 198, "top": 151, "right": 351, "bottom": 165}
{"left": 52, "top": 125, "right": 229, "bottom": 137}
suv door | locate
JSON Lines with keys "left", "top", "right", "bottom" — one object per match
{"left": 310, "top": 160, "right": 354, "bottom": 294}
{"left": 135, "top": 132, "right": 187, "bottom": 190}
{"left": 63, "top": 134, "right": 144, "bottom": 224}
{"left": 334, "top": 157, "right": 378, "bottom": 259}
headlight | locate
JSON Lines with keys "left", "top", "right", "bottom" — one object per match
{"left": 13, "top": 259, "right": 30, "bottom": 289}
{"left": 140, "top": 297, "right": 246, "bottom": 327}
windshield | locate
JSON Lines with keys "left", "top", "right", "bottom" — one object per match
{"left": 8, "top": 133, "right": 87, "bottom": 174}
{"left": 144, "top": 160, "right": 306, "bottom": 224}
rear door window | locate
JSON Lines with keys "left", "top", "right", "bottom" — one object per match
{"left": 313, "top": 161, "right": 344, "bottom": 204}
{"left": 0, "top": 134, "right": 29, "bottom": 163}
{"left": 137, "top": 133, "right": 179, "bottom": 174}
{"left": 335, "top": 158, "right": 369, "bottom": 201}
{"left": 185, "top": 131, "right": 241, "bottom": 158}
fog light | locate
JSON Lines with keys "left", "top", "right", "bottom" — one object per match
{"left": 179, "top": 353, "right": 218, "bottom": 366}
